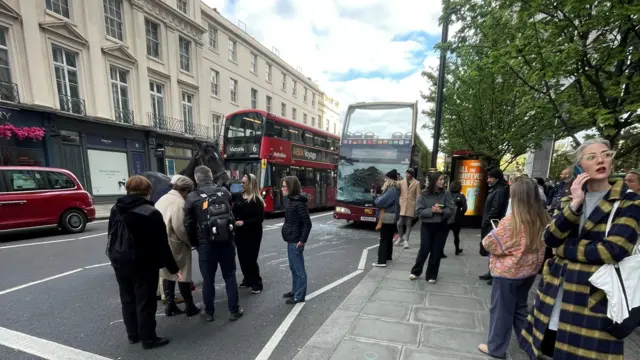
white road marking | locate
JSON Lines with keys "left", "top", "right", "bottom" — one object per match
{"left": 310, "top": 212, "right": 332, "bottom": 219}
{"left": 0, "top": 232, "right": 107, "bottom": 250}
{"left": 91, "top": 220, "right": 109, "bottom": 224}
{"left": 0, "top": 269, "right": 83, "bottom": 296}
{"left": 0, "top": 326, "right": 113, "bottom": 360}
{"left": 254, "top": 302, "right": 306, "bottom": 360}
{"left": 306, "top": 270, "right": 363, "bottom": 301}
{"left": 78, "top": 232, "right": 107, "bottom": 239}
{"left": 358, "top": 244, "right": 380, "bottom": 270}
{"left": 84, "top": 262, "right": 110, "bottom": 269}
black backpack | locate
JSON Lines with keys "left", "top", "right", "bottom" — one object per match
{"left": 200, "top": 189, "right": 235, "bottom": 242}
{"left": 106, "top": 210, "right": 136, "bottom": 268}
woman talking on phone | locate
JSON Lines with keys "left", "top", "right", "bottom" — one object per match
{"left": 519, "top": 139, "right": 640, "bottom": 360}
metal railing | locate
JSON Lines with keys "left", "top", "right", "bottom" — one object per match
{"left": 114, "top": 107, "right": 134, "bottom": 124}
{"left": 0, "top": 82, "right": 19, "bottom": 103}
{"left": 149, "top": 113, "right": 211, "bottom": 138}
{"left": 59, "top": 95, "right": 86, "bottom": 115}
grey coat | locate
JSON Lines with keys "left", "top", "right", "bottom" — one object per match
{"left": 415, "top": 190, "right": 455, "bottom": 224}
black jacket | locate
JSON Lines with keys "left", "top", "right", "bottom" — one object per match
{"left": 450, "top": 191, "right": 468, "bottom": 224}
{"left": 232, "top": 194, "right": 265, "bottom": 237}
{"left": 184, "top": 181, "right": 233, "bottom": 247}
{"left": 481, "top": 180, "right": 509, "bottom": 237}
{"left": 108, "top": 195, "right": 179, "bottom": 273}
{"left": 281, "top": 194, "right": 312, "bottom": 243}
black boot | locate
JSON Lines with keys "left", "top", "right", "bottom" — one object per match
{"left": 178, "top": 281, "right": 200, "bottom": 317}
{"left": 163, "top": 280, "right": 184, "bottom": 317}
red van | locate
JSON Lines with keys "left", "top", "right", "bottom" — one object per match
{"left": 0, "top": 166, "right": 96, "bottom": 233}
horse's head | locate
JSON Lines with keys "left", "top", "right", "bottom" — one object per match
{"left": 180, "top": 142, "right": 230, "bottom": 188}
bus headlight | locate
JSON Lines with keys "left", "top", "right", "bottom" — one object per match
{"left": 335, "top": 207, "right": 351, "bottom": 214}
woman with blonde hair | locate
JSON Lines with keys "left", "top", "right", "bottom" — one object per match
{"left": 154, "top": 175, "right": 200, "bottom": 318}
{"left": 372, "top": 169, "right": 401, "bottom": 267}
{"left": 477, "top": 176, "right": 549, "bottom": 358}
{"left": 232, "top": 174, "right": 265, "bottom": 293}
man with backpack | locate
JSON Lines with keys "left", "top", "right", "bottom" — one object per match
{"left": 184, "top": 165, "right": 243, "bottom": 322}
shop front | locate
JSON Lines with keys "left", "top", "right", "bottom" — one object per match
{"left": 0, "top": 106, "right": 49, "bottom": 167}
{"left": 151, "top": 134, "right": 198, "bottom": 175}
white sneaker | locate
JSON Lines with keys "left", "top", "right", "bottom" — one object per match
{"left": 409, "top": 274, "right": 417, "bottom": 280}
{"left": 428, "top": 279, "right": 436, "bottom": 284}
{"left": 372, "top": 263, "right": 387, "bottom": 268}
{"left": 403, "top": 241, "right": 409, "bottom": 249}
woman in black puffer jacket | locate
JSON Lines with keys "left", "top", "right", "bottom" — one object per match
{"left": 280, "top": 176, "right": 312, "bottom": 305}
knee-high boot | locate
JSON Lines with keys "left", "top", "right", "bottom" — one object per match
{"left": 178, "top": 281, "right": 200, "bottom": 317}
{"left": 163, "top": 279, "right": 185, "bottom": 316}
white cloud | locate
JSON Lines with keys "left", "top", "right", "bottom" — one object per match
{"left": 202, "top": 0, "right": 445, "bottom": 147}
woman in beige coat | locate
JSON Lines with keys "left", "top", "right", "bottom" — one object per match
{"left": 396, "top": 169, "right": 421, "bottom": 249}
{"left": 155, "top": 175, "right": 200, "bottom": 317}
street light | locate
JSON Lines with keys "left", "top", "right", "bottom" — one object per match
{"left": 431, "top": 0, "right": 450, "bottom": 169}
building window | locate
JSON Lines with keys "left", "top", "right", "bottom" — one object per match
{"left": 312, "top": 93, "right": 316, "bottom": 108}
{"left": 303, "top": 87, "right": 308, "bottom": 102}
{"left": 230, "top": 78, "right": 238, "bottom": 103}
{"left": 281, "top": 72, "right": 286, "bottom": 91}
{"left": 266, "top": 95, "right": 272, "bottom": 113}
{"left": 333, "top": 123, "right": 337, "bottom": 134}
{"left": 266, "top": 63, "right": 272, "bottom": 82}
{"left": 303, "top": 113, "right": 307, "bottom": 124}
{"left": 0, "top": 27, "right": 15, "bottom": 103}
{"left": 250, "top": 53, "right": 257, "bottom": 74}
{"left": 182, "top": 91, "right": 194, "bottom": 132}
{"left": 312, "top": 117, "right": 316, "bottom": 127}
{"left": 52, "top": 46, "right": 82, "bottom": 114}
{"left": 250, "top": 88, "right": 258, "bottom": 109}
{"left": 149, "top": 81, "right": 164, "bottom": 120}
{"left": 110, "top": 66, "right": 131, "bottom": 123}
{"left": 208, "top": 24, "right": 218, "bottom": 50}
{"left": 292, "top": 80, "right": 297, "bottom": 97}
{"left": 212, "top": 112, "right": 223, "bottom": 137}
{"left": 144, "top": 19, "right": 160, "bottom": 59}
{"left": 177, "top": 0, "right": 188, "bottom": 14}
{"left": 46, "top": 0, "right": 70, "bottom": 18}
{"left": 179, "top": 37, "right": 191, "bottom": 72}
{"left": 281, "top": 102, "right": 286, "bottom": 117}
{"left": 292, "top": 108, "right": 297, "bottom": 121}
{"left": 210, "top": 69, "right": 219, "bottom": 97}
{"left": 103, "top": 0, "right": 124, "bottom": 41}
{"left": 228, "top": 39, "right": 237, "bottom": 62}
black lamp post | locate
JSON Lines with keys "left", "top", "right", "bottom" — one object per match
{"left": 430, "top": 1, "right": 450, "bottom": 169}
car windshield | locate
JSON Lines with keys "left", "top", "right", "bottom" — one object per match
{"left": 337, "top": 160, "right": 400, "bottom": 204}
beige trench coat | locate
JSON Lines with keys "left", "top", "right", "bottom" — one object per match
{"left": 398, "top": 179, "right": 421, "bottom": 217}
{"left": 155, "top": 190, "right": 192, "bottom": 282}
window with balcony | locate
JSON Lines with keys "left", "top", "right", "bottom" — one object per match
{"left": 145, "top": 19, "right": 160, "bottom": 59}
{"left": 228, "top": 39, "right": 237, "bottom": 62}
{"left": 177, "top": 0, "right": 188, "bottom": 14}
{"left": 281, "top": 102, "right": 286, "bottom": 117}
{"left": 303, "top": 87, "right": 308, "bottom": 102}
{"left": 46, "top": 0, "right": 70, "bottom": 18}
{"left": 292, "top": 80, "right": 297, "bottom": 97}
{"left": 312, "top": 93, "right": 316, "bottom": 108}
{"left": 281, "top": 72, "right": 286, "bottom": 91}
{"left": 250, "top": 88, "right": 257, "bottom": 109}
{"left": 250, "top": 52, "right": 258, "bottom": 74}
{"left": 303, "top": 113, "right": 307, "bottom": 124}
{"left": 179, "top": 37, "right": 191, "bottom": 72}
{"left": 182, "top": 91, "right": 194, "bottom": 133}
{"left": 292, "top": 108, "right": 297, "bottom": 121}
{"left": 210, "top": 69, "right": 219, "bottom": 97}
{"left": 212, "top": 112, "right": 223, "bottom": 137}
{"left": 52, "top": 46, "right": 83, "bottom": 115}
{"left": 149, "top": 81, "right": 164, "bottom": 127}
{"left": 266, "top": 63, "right": 272, "bottom": 82}
{"left": 0, "top": 27, "right": 18, "bottom": 103}
{"left": 266, "top": 95, "right": 272, "bottom": 113}
{"left": 208, "top": 24, "right": 218, "bottom": 50}
{"left": 110, "top": 66, "right": 132, "bottom": 124}
{"left": 230, "top": 78, "right": 238, "bottom": 103}
{"left": 103, "top": 0, "right": 124, "bottom": 41}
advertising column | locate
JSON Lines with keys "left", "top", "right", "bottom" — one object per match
{"left": 457, "top": 160, "right": 486, "bottom": 216}
{"left": 86, "top": 135, "right": 129, "bottom": 196}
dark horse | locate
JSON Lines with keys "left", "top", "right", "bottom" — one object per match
{"left": 142, "top": 142, "right": 231, "bottom": 203}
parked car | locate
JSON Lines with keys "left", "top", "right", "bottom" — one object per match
{"left": 0, "top": 166, "right": 96, "bottom": 233}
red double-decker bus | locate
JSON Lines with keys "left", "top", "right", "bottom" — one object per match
{"left": 221, "top": 109, "right": 340, "bottom": 214}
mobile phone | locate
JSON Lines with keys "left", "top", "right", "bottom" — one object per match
{"left": 573, "top": 165, "right": 584, "bottom": 178}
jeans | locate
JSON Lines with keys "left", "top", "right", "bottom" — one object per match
{"left": 378, "top": 223, "right": 395, "bottom": 264}
{"left": 487, "top": 276, "right": 536, "bottom": 357}
{"left": 410, "top": 222, "right": 448, "bottom": 279}
{"left": 287, "top": 242, "right": 307, "bottom": 301}
{"left": 197, "top": 242, "right": 240, "bottom": 315}
{"left": 397, "top": 216, "right": 414, "bottom": 243}
{"left": 113, "top": 266, "right": 159, "bottom": 343}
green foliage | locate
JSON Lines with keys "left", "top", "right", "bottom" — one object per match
{"left": 446, "top": 0, "right": 640, "bottom": 164}
{"left": 414, "top": 135, "right": 432, "bottom": 175}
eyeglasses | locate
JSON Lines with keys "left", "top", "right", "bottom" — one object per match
{"left": 582, "top": 150, "right": 616, "bottom": 162}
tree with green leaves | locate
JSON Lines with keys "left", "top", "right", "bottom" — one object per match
{"left": 414, "top": 135, "right": 432, "bottom": 175}
{"left": 447, "top": 0, "right": 640, "bottom": 163}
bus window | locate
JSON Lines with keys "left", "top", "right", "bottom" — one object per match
{"left": 303, "top": 131, "right": 314, "bottom": 147}
{"left": 290, "top": 127, "right": 303, "bottom": 143}
{"left": 315, "top": 136, "right": 326, "bottom": 149}
{"left": 266, "top": 120, "right": 289, "bottom": 139}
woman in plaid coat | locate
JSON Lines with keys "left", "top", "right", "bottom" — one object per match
{"left": 519, "top": 139, "right": 640, "bottom": 359}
